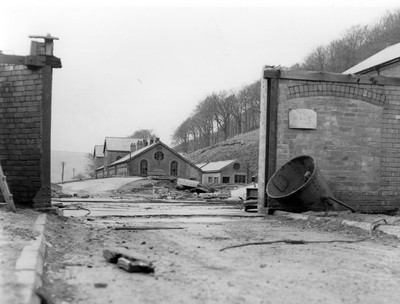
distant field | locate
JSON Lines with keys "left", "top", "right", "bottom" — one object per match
{"left": 52, "top": 150, "right": 90, "bottom": 183}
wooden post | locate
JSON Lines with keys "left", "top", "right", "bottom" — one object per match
{"left": 258, "top": 67, "right": 279, "bottom": 214}
{"left": 0, "top": 164, "right": 16, "bottom": 212}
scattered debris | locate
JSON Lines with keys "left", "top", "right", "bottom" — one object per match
{"left": 103, "top": 247, "right": 154, "bottom": 274}
{"left": 35, "top": 286, "right": 55, "bottom": 304}
{"left": 94, "top": 283, "right": 108, "bottom": 288}
{"left": 199, "top": 192, "right": 229, "bottom": 200}
{"left": 117, "top": 257, "right": 154, "bottom": 273}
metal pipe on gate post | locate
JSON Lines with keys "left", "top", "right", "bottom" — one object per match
{"left": 258, "top": 67, "right": 279, "bottom": 214}
{"left": 257, "top": 74, "right": 269, "bottom": 214}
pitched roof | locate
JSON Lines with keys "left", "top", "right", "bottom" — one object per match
{"left": 103, "top": 137, "right": 141, "bottom": 152}
{"left": 108, "top": 141, "right": 202, "bottom": 171}
{"left": 109, "top": 141, "right": 158, "bottom": 166}
{"left": 196, "top": 163, "right": 208, "bottom": 169}
{"left": 199, "top": 160, "right": 237, "bottom": 172}
{"left": 93, "top": 145, "right": 104, "bottom": 158}
{"left": 344, "top": 42, "right": 400, "bottom": 74}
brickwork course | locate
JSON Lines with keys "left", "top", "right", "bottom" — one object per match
{"left": 0, "top": 64, "right": 44, "bottom": 205}
{"left": 0, "top": 37, "right": 61, "bottom": 207}
{"left": 261, "top": 70, "right": 400, "bottom": 213}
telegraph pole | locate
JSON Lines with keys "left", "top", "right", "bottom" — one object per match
{"left": 73, "top": 168, "right": 75, "bottom": 180}
{"left": 61, "top": 161, "right": 66, "bottom": 181}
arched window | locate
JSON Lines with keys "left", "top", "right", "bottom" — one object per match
{"left": 140, "top": 159, "right": 148, "bottom": 175}
{"left": 170, "top": 161, "right": 178, "bottom": 176}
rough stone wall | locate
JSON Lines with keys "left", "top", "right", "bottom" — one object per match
{"left": 0, "top": 64, "right": 43, "bottom": 205}
{"left": 276, "top": 80, "right": 400, "bottom": 212}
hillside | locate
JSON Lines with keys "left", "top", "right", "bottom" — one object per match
{"left": 51, "top": 151, "right": 89, "bottom": 183}
{"left": 186, "top": 129, "right": 260, "bottom": 176}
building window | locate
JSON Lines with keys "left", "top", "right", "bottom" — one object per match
{"left": 140, "top": 159, "right": 148, "bottom": 175}
{"left": 222, "top": 176, "right": 230, "bottom": 183}
{"left": 154, "top": 151, "right": 164, "bottom": 161}
{"left": 214, "top": 177, "right": 219, "bottom": 184}
{"left": 170, "top": 161, "right": 178, "bottom": 176}
{"left": 208, "top": 177, "right": 213, "bottom": 183}
{"left": 234, "top": 175, "right": 246, "bottom": 183}
{"left": 233, "top": 163, "right": 240, "bottom": 170}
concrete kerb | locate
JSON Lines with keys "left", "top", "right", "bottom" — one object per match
{"left": 15, "top": 214, "right": 47, "bottom": 304}
{"left": 274, "top": 211, "right": 400, "bottom": 238}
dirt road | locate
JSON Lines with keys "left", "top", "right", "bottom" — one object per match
{"left": 43, "top": 200, "right": 400, "bottom": 304}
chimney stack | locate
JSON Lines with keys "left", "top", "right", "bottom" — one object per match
{"left": 155, "top": 137, "right": 160, "bottom": 143}
{"left": 150, "top": 137, "right": 154, "bottom": 145}
{"left": 130, "top": 143, "right": 137, "bottom": 152}
{"left": 137, "top": 140, "right": 143, "bottom": 150}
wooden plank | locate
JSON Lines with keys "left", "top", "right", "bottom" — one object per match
{"left": 0, "top": 164, "right": 16, "bottom": 212}
{"left": 116, "top": 257, "right": 154, "bottom": 273}
{"left": 0, "top": 53, "right": 61, "bottom": 68}
{"left": 263, "top": 69, "right": 400, "bottom": 86}
{"left": 0, "top": 54, "right": 26, "bottom": 65}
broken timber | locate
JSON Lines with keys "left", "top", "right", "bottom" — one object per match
{"left": 0, "top": 163, "right": 16, "bottom": 212}
{"left": 103, "top": 247, "right": 150, "bottom": 264}
{"left": 103, "top": 247, "right": 154, "bottom": 274}
{"left": 117, "top": 257, "right": 154, "bottom": 273}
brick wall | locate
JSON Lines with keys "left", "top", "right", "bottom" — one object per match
{"left": 128, "top": 145, "right": 202, "bottom": 180}
{"left": 0, "top": 64, "right": 44, "bottom": 206}
{"left": 275, "top": 79, "right": 400, "bottom": 212}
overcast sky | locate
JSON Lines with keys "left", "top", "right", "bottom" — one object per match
{"left": 1, "top": 0, "right": 399, "bottom": 153}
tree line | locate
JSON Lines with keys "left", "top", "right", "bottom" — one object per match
{"left": 172, "top": 80, "right": 260, "bottom": 153}
{"left": 294, "top": 9, "right": 400, "bottom": 73}
{"left": 175, "top": 9, "right": 400, "bottom": 154}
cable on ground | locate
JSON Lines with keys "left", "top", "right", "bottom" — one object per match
{"left": 220, "top": 237, "right": 370, "bottom": 252}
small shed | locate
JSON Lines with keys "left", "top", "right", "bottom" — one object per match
{"left": 102, "top": 137, "right": 142, "bottom": 172}
{"left": 93, "top": 145, "right": 104, "bottom": 170}
{"left": 344, "top": 42, "right": 400, "bottom": 77}
{"left": 198, "top": 160, "right": 247, "bottom": 185}
{"left": 94, "top": 166, "right": 104, "bottom": 179}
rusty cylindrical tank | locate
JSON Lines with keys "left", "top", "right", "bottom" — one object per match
{"left": 266, "top": 155, "right": 336, "bottom": 212}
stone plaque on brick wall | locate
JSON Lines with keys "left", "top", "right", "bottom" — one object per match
{"left": 289, "top": 109, "right": 317, "bottom": 129}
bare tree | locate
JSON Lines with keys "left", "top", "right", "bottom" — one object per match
{"left": 128, "top": 129, "right": 156, "bottom": 139}
{"left": 296, "top": 9, "right": 400, "bottom": 73}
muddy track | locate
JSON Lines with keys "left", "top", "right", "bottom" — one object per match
{"left": 43, "top": 203, "right": 400, "bottom": 304}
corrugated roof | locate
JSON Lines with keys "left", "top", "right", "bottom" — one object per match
{"left": 104, "top": 137, "right": 141, "bottom": 152}
{"left": 93, "top": 145, "right": 104, "bottom": 157}
{"left": 200, "top": 160, "right": 237, "bottom": 172}
{"left": 344, "top": 42, "right": 400, "bottom": 74}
